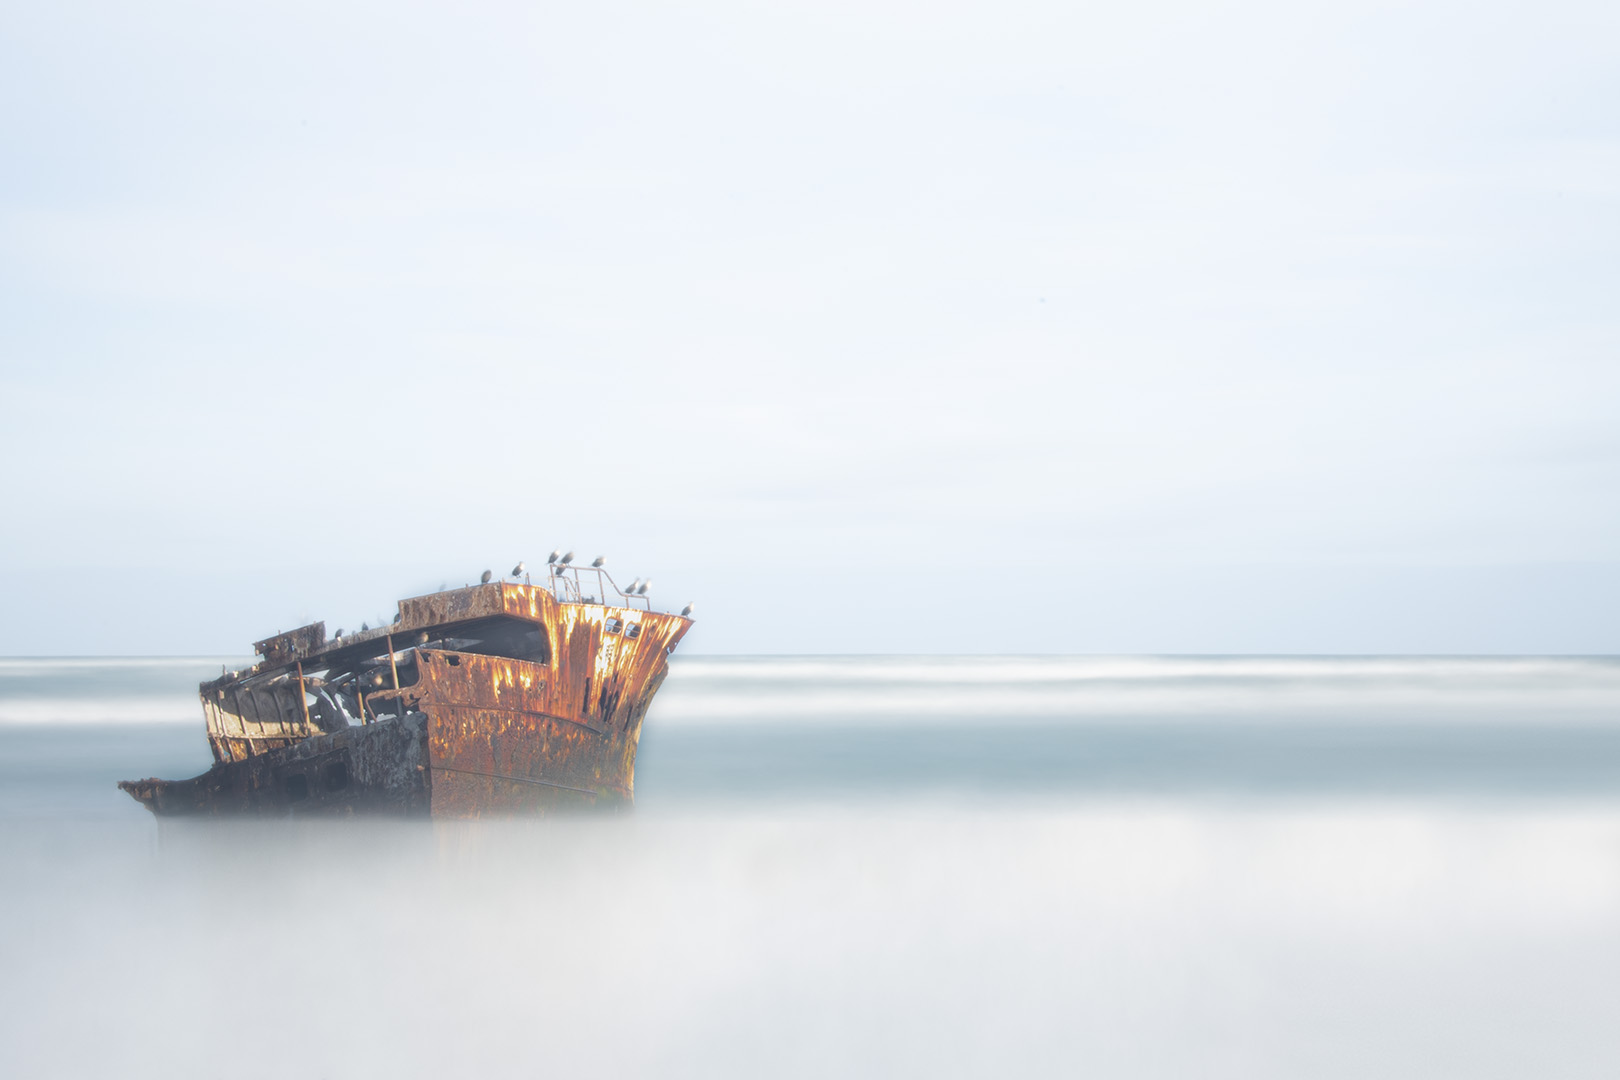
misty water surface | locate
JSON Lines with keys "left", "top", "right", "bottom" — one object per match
{"left": 3, "top": 656, "right": 1619, "bottom": 1078}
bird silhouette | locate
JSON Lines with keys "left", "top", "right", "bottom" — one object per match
{"left": 681, "top": 602, "right": 695, "bottom": 617}
{"left": 480, "top": 570, "right": 493, "bottom": 584}
{"left": 512, "top": 561, "right": 526, "bottom": 578}
{"left": 547, "top": 550, "right": 561, "bottom": 565}
{"left": 591, "top": 556, "right": 606, "bottom": 568}
{"left": 636, "top": 579, "right": 651, "bottom": 595}
{"left": 559, "top": 551, "right": 575, "bottom": 565}
{"left": 625, "top": 578, "right": 641, "bottom": 595}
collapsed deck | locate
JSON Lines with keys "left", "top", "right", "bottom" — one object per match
{"left": 120, "top": 580, "right": 691, "bottom": 817}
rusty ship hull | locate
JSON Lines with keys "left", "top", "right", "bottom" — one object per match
{"left": 120, "top": 580, "right": 691, "bottom": 818}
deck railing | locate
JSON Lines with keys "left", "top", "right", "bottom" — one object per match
{"left": 540, "top": 565, "right": 653, "bottom": 610}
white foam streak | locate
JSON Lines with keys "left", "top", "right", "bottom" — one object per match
{"left": 0, "top": 699, "right": 198, "bottom": 725}
{"left": 654, "top": 656, "right": 1620, "bottom": 726}
{"left": 5, "top": 655, "right": 1620, "bottom": 728}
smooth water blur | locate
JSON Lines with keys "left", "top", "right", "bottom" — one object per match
{"left": 3, "top": 656, "right": 1620, "bottom": 1078}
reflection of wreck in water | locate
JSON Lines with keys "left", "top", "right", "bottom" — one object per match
{"left": 120, "top": 565, "right": 693, "bottom": 818}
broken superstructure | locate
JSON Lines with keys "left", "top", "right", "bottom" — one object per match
{"left": 120, "top": 565, "right": 693, "bottom": 817}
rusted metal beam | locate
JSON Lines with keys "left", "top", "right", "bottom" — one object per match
{"left": 296, "top": 660, "right": 311, "bottom": 729}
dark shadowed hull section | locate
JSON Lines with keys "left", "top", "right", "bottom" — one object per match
{"left": 119, "top": 715, "right": 432, "bottom": 817}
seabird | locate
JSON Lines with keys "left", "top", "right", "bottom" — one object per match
{"left": 625, "top": 578, "right": 641, "bottom": 595}
{"left": 480, "top": 569, "right": 493, "bottom": 584}
{"left": 681, "top": 602, "right": 695, "bottom": 617}
{"left": 512, "top": 561, "right": 526, "bottom": 578}
{"left": 591, "top": 556, "right": 606, "bottom": 568}
{"left": 559, "top": 551, "right": 575, "bottom": 565}
{"left": 636, "top": 579, "right": 651, "bottom": 595}
{"left": 361, "top": 622, "right": 369, "bottom": 632}
{"left": 548, "top": 550, "right": 561, "bottom": 565}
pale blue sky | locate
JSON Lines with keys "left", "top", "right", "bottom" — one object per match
{"left": 2, "top": 0, "right": 1617, "bottom": 654}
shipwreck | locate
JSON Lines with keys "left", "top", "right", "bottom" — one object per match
{"left": 120, "top": 559, "right": 693, "bottom": 817}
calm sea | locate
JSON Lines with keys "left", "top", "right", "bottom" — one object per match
{"left": 3, "top": 656, "right": 1620, "bottom": 1077}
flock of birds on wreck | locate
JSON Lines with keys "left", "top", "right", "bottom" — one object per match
{"left": 337, "top": 553, "right": 694, "bottom": 640}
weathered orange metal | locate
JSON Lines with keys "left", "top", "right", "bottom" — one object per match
{"left": 119, "top": 581, "right": 692, "bottom": 818}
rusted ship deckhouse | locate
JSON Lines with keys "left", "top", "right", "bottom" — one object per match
{"left": 121, "top": 565, "right": 693, "bottom": 817}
